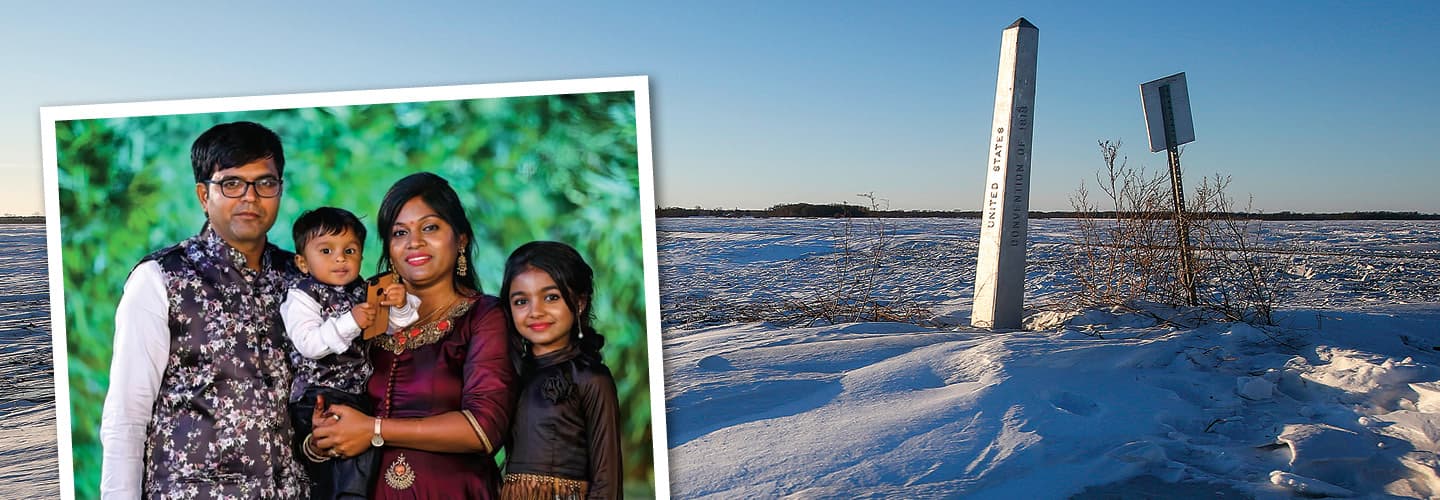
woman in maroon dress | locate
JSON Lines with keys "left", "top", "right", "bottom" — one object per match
{"left": 310, "top": 172, "right": 516, "bottom": 498}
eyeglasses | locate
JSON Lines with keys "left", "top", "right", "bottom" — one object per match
{"left": 202, "top": 176, "right": 283, "bottom": 198}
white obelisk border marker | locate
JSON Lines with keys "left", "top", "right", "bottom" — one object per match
{"left": 972, "top": 18, "right": 1038, "bottom": 330}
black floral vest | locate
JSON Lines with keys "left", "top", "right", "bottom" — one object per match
{"left": 288, "top": 276, "right": 371, "bottom": 401}
{"left": 140, "top": 227, "right": 307, "bottom": 498}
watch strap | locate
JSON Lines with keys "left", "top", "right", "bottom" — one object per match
{"left": 371, "top": 417, "right": 385, "bottom": 447}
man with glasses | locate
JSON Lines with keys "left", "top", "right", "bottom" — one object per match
{"left": 100, "top": 121, "right": 308, "bottom": 498}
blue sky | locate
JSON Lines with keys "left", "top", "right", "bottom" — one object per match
{"left": 3, "top": 1, "right": 1437, "bottom": 215}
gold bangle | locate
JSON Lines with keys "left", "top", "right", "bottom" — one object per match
{"left": 302, "top": 433, "right": 332, "bottom": 463}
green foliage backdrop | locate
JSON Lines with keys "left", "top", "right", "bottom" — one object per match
{"left": 57, "top": 92, "right": 654, "bottom": 498}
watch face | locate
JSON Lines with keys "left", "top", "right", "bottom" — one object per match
{"left": 371, "top": 435, "right": 385, "bottom": 447}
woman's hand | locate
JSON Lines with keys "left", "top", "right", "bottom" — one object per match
{"left": 311, "top": 402, "right": 374, "bottom": 459}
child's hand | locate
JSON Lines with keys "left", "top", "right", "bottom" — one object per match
{"left": 351, "top": 303, "right": 376, "bottom": 329}
{"left": 379, "top": 283, "right": 407, "bottom": 307}
{"left": 311, "top": 394, "right": 336, "bottom": 430}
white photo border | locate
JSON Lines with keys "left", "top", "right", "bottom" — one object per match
{"left": 40, "top": 75, "right": 669, "bottom": 499}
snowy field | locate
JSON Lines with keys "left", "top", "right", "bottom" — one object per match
{"left": 0, "top": 225, "right": 58, "bottom": 497}
{"left": 3, "top": 219, "right": 1439, "bottom": 498}
{"left": 660, "top": 217, "right": 1440, "bottom": 498}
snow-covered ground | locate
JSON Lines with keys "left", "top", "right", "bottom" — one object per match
{"left": 659, "top": 218, "right": 1440, "bottom": 498}
{"left": 0, "top": 225, "right": 58, "bottom": 497}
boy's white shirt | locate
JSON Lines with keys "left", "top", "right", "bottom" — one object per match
{"left": 280, "top": 287, "right": 421, "bottom": 359}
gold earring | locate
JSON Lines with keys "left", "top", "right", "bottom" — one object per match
{"left": 457, "top": 254, "right": 468, "bottom": 276}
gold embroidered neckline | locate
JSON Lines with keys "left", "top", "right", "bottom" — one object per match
{"left": 374, "top": 297, "right": 476, "bottom": 354}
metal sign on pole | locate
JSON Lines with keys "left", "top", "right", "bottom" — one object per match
{"left": 1141, "top": 73, "right": 1194, "bottom": 153}
{"left": 1140, "top": 72, "right": 1198, "bottom": 306}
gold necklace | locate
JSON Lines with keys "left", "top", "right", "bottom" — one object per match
{"left": 377, "top": 294, "right": 472, "bottom": 354}
{"left": 416, "top": 295, "right": 461, "bottom": 325}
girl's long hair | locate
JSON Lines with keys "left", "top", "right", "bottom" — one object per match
{"left": 500, "top": 241, "right": 605, "bottom": 370}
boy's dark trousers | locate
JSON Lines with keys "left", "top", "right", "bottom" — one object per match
{"left": 289, "top": 386, "right": 378, "bottom": 499}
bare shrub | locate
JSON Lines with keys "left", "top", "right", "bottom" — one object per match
{"left": 775, "top": 192, "right": 932, "bottom": 327}
{"left": 1070, "top": 140, "right": 1185, "bottom": 305}
{"left": 1069, "top": 140, "right": 1280, "bottom": 324}
{"left": 1187, "top": 175, "right": 1282, "bottom": 324}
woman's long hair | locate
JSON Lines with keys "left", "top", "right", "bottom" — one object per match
{"left": 375, "top": 172, "right": 480, "bottom": 293}
{"left": 500, "top": 241, "right": 605, "bottom": 369}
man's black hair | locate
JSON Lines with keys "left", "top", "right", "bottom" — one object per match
{"left": 190, "top": 121, "right": 285, "bottom": 182}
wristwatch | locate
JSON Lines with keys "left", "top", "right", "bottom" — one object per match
{"left": 371, "top": 417, "right": 385, "bottom": 447}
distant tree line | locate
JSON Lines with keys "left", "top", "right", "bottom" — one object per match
{"left": 655, "top": 206, "right": 1440, "bottom": 221}
{"left": 13, "top": 208, "right": 1440, "bottom": 224}
{"left": 656, "top": 204, "right": 975, "bottom": 218}
{"left": 0, "top": 216, "right": 45, "bottom": 224}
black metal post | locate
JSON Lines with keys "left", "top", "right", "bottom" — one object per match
{"left": 1159, "top": 84, "right": 1198, "bottom": 306}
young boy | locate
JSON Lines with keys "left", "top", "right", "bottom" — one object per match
{"left": 281, "top": 207, "right": 418, "bottom": 499}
